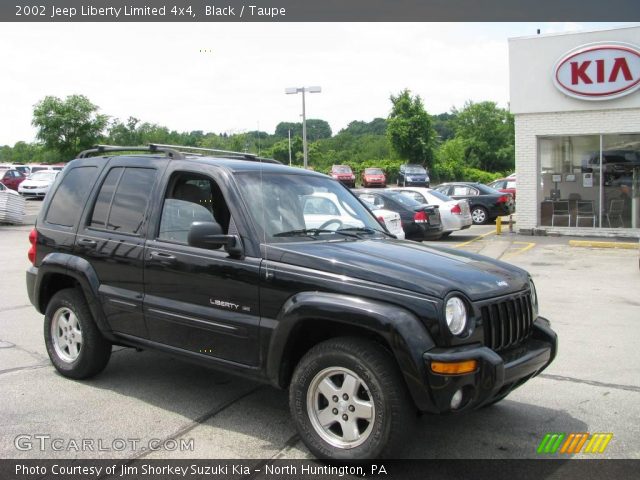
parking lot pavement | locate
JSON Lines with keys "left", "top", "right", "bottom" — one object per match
{"left": 1, "top": 214, "right": 639, "bottom": 460}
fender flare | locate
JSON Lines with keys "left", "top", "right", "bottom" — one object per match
{"left": 34, "top": 253, "right": 116, "bottom": 342}
{"left": 266, "top": 291, "right": 436, "bottom": 411}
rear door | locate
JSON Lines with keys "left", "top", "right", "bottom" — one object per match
{"left": 75, "top": 157, "right": 167, "bottom": 339}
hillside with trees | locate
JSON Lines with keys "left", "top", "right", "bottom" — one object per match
{"left": 0, "top": 91, "right": 514, "bottom": 184}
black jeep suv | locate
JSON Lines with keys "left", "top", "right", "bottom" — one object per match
{"left": 26, "top": 145, "right": 557, "bottom": 460}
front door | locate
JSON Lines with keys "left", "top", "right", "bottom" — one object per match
{"left": 143, "top": 166, "right": 261, "bottom": 366}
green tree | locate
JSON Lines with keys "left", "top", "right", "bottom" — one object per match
{"left": 32, "top": 95, "right": 108, "bottom": 160}
{"left": 451, "top": 101, "right": 514, "bottom": 172}
{"left": 386, "top": 89, "right": 435, "bottom": 168}
{"left": 305, "top": 119, "right": 332, "bottom": 141}
{"left": 274, "top": 122, "right": 302, "bottom": 138}
{"left": 339, "top": 118, "right": 387, "bottom": 136}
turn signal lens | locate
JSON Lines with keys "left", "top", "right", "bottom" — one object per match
{"left": 431, "top": 360, "right": 478, "bottom": 375}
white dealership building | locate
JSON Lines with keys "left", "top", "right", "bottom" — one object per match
{"left": 509, "top": 25, "right": 640, "bottom": 237}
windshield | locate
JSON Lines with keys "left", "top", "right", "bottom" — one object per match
{"left": 29, "top": 171, "right": 58, "bottom": 181}
{"left": 236, "top": 172, "right": 386, "bottom": 242}
{"left": 333, "top": 166, "right": 352, "bottom": 174}
{"left": 365, "top": 168, "right": 383, "bottom": 175}
{"left": 405, "top": 166, "right": 426, "bottom": 174}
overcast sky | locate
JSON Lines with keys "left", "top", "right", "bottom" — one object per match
{"left": 0, "top": 22, "right": 635, "bottom": 145}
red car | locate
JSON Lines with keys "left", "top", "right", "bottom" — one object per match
{"left": 330, "top": 165, "right": 356, "bottom": 188}
{"left": 488, "top": 177, "right": 517, "bottom": 201}
{"left": 0, "top": 168, "right": 26, "bottom": 191}
{"left": 361, "top": 167, "right": 386, "bottom": 188}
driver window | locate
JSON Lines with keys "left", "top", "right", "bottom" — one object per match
{"left": 158, "top": 172, "right": 231, "bottom": 244}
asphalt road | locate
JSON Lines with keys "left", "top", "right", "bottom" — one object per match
{"left": 1, "top": 205, "right": 639, "bottom": 460}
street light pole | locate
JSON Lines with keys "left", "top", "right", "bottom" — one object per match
{"left": 285, "top": 86, "right": 321, "bottom": 169}
{"left": 301, "top": 89, "right": 307, "bottom": 169}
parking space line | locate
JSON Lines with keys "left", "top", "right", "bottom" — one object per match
{"left": 569, "top": 240, "right": 639, "bottom": 250}
{"left": 502, "top": 241, "right": 536, "bottom": 259}
{"left": 454, "top": 230, "right": 495, "bottom": 248}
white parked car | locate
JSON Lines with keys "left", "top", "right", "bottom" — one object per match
{"left": 390, "top": 187, "right": 472, "bottom": 236}
{"left": 18, "top": 170, "right": 60, "bottom": 199}
{"left": 359, "top": 200, "right": 405, "bottom": 240}
{"left": 302, "top": 192, "right": 405, "bottom": 239}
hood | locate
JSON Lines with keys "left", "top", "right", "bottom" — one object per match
{"left": 266, "top": 239, "right": 529, "bottom": 301}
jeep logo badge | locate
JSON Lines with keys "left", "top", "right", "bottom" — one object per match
{"left": 553, "top": 42, "right": 640, "bottom": 100}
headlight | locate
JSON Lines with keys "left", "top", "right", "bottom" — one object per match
{"left": 529, "top": 279, "right": 539, "bottom": 317}
{"left": 445, "top": 296, "right": 467, "bottom": 336}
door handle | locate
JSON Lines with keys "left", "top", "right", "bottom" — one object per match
{"left": 149, "top": 251, "right": 177, "bottom": 264}
{"left": 78, "top": 238, "right": 97, "bottom": 248}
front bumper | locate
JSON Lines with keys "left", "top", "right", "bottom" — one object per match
{"left": 420, "top": 317, "right": 557, "bottom": 413}
{"left": 402, "top": 180, "right": 429, "bottom": 187}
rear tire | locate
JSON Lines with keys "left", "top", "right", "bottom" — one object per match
{"left": 471, "top": 206, "right": 489, "bottom": 225}
{"left": 289, "top": 337, "right": 413, "bottom": 460}
{"left": 44, "top": 288, "right": 112, "bottom": 379}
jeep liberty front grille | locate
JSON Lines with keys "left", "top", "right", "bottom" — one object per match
{"left": 481, "top": 293, "right": 534, "bottom": 351}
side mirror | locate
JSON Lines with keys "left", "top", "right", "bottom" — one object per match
{"left": 187, "top": 221, "right": 244, "bottom": 257}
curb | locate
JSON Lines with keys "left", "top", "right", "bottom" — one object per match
{"left": 568, "top": 240, "right": 639, "bottom": 250}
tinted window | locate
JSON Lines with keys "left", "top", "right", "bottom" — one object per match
{"left": 46, "top": 167, "right": 98, "bottom": 227}
{"left": 90, "top": 167, "right": 156, "bottom": 235}
{"left": 90, "top": 168, "right": 123, "bottom": 229}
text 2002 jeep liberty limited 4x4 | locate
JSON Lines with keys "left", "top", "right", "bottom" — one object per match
{"left": 26, "top": 145, "right": 557, "bottom": 460}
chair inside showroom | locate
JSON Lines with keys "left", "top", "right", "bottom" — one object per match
{"left": 551, "top": 200, "right": 571, "bottom": 227}
{"left": 605, "top": 199, "right": 624, "bottom": 228}
{"left": 575, "top": 201, "right": 596, "bottom": 227}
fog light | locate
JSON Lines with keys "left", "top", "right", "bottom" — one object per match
{"left": 450, "top": 389, "right": 464, "bottom": 410}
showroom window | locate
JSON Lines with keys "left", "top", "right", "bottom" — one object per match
{"left": 539, "top": 134, "right": 640, "bottom": 229}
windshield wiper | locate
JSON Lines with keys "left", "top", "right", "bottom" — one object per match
{"left": 274, "top": 228, "right": 337, "bottom": 238}
{"left": 274, "top": 228, "right": 361, "bottom": 239}
{"left": 337, "top": 226, "right": 393, "bottom": 238}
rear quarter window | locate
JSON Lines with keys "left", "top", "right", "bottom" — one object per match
{"left": 45, "top": 167, "right": 98, "bottom": 227}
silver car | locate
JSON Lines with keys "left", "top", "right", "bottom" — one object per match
{"left": 389, "top": 187, "right": 472, "bottom": 236}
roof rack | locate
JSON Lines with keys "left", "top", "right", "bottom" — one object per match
{"left": 150, "top": 144, "right": 282, "bottom": 164}
{"left": 76, "top": 144, "right": 282, "bottom": 164}
{"left": 76, "top": 145, "right": 184, "bottom": 159}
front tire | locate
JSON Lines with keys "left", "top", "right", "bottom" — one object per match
{"left": 289, "top": 337, "right": 413, "bottom": 459}
{"left": 44, "top": 288, "right": 112, "bottom": 379}
{"left": 471, "top": 206, "right": 489, "bottom": 225}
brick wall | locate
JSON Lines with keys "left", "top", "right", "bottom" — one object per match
{"left": 515, "top": 108, "right": 640, "bottom": 236}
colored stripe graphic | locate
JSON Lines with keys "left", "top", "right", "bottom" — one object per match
{"left": 584, "top": 433, "right": 613, "bottom": 454}
{"left": 539, "top": 433, "right": 613, "bottom": 454}
{"left": 537, "top": 433, "right": 565, "bottom": 454}
{"left": 561, "top": 433, "right": 588, "bottom": 453}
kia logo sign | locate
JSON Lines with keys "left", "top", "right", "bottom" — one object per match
{"left": 553, "top": 42, "right": 640, "bottom": 100}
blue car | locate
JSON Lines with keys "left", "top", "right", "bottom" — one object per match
{"left": 397, "top": 164, "right": 430, "bottom": 187}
